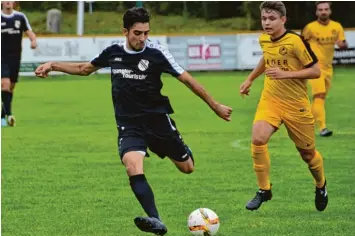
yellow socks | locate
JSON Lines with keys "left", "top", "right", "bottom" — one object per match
{"left": 251, "top": 144, "right": 271, "bottom": 190}
{"left": 312, "top": 98, "right": 326, "bottom": 131}
{"left": 307, "top": 151, "right": 326, "bottom": 188}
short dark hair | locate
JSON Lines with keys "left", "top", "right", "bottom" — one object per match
{"left": 315, "top": 1, "right": 332, "bottom": 8}
{"left": 260, "top": 1, "right": 287, "bottom": 17}
{"left": 123, "top": 7, "right": 151, "bottom": 30}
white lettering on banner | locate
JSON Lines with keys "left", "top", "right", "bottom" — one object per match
{"left": 333, "top": 48, "right": 355, "bottom": 65}
{"left": 22, "top": 37, "right": 94, "bottom": 62}
{"left": 34, "top": 43, "right": 62, "bottom": 57}
{"left": 334, "top": 48, "right": 355, "bottom": 58}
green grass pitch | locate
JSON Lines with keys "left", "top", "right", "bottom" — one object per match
{"left": 2, "top": 68, "right": 355, "bottom": 236}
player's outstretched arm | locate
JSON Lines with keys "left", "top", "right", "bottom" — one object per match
{"left": 265, "top": 63, "right": 320, "bottom": 80}
{"left": 35, "top": 62, "right": 101, "bottom": 78}
{"left": 240, "top": 56, "right": 265, "bottom": 97}
{"left": 177, "top": 71, "right": 233, "bottom": 122}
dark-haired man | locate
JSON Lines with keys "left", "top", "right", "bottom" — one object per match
{"left": 35, "top": 7, "right": 232, "bottom": 235}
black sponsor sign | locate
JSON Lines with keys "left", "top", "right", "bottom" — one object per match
{"left": 333, "top": 47, "right": 355, "bottom": 65}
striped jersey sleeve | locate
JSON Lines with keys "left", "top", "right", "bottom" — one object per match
{"left": 150, "top": 44, "right": 185, "bottom": 77}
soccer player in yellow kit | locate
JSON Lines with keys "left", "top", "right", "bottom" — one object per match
{"left": 240, "top": 1, "right": 328, "bottom": 211}
{"left": 302, "top": 1, "right": 348, "bottom": 137}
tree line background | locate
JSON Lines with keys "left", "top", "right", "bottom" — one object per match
{"left": 17, "top": 1, "right": 355, "bottom": 30}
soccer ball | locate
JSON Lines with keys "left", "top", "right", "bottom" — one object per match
{"left": 187, "top": 208, "right": 220, "bottom": 236}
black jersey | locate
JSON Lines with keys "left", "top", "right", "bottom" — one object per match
{"left": 1, "top": 10, "right": 32, "bottom": 58}
{"left": 90, "top": 40, "right": 185, "bottom": 122}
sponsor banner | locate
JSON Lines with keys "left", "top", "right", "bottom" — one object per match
{"left": 20, "top": 36, "right": 167, "bottom": 76}
{"left": 168, "top": 35, "right": 238, "bottom": 71}
{"left": 333, "top": 47, "right": 355, "bottom": 65}
{"left": 235, "top": 33, "right": 262, "bottom": 70}
{"left": 235, "top": 30, "right": 355, "bottom": 69}
{"left": 19, "top": 30, "right": 355, "bottom": 76}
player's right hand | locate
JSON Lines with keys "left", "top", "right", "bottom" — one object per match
{"left": 214, "top": 103, "right": 233, "bottom": 122}
{"left": 35, "top": 62, "right": 52, "bottom": 78}
{"left": 240, "top": 79, "right": 252, "bottom": 98}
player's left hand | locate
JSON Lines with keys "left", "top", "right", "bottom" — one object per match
{"left": 265, "top": 67, "right": 289, "bottom": 80}
{"left": 336, "top": 40, "right": 348, "bottom": 49}
{"left": 30, "top": 41, "right": 38, "bottom": 49}
{"left": 213, "top": 103, "right": 233, "bottom": 122}
{"left": 35, "top": 62, "right": 52, "bottom": 78}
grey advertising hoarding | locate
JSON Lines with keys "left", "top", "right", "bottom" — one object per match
{"left": 168, "top": 35, "right": 239, "bottom": 71}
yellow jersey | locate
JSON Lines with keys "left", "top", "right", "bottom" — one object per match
{"left": 259, "top": 30, "right": 318, "bottom": 108}
{"left": 301, "top": 20, "right": 346, "bottom": 70}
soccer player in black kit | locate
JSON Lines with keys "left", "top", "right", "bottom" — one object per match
{"left": 35, "top": 7, "right": 232, "bottom": 235}
{"left": 1, "top": 1, "right": 37, "bottom": 126}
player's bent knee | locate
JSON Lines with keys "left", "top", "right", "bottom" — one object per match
{"left": 122, "top": 151, "right": 145, "bottom": 176}
{"left": 252, "top": 136, "right": 268, "bottom": 146}
{"left": 1, "top": 79, "right": 11, "bottom": 91}
{"left": 297, "top": 148, "right": 315, "bottom": 163}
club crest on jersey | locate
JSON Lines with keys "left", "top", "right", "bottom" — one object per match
{"left": 14, "top": 20, "right": 21, "bottom": 29}
{"left": 138, "top": 59, "right": 149, "bottom": 71}
{"left": 331, "top": 29, "right": 337, "bottom": 36}
{"left": 279, "top": 46, "right": 287, "bottom": 55}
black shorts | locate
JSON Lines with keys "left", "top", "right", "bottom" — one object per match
{"left": 1, "top": 57, "right": 21, "bottom": 83}
{"left": 117, "top": 114, "right": 191, "bottom": 162}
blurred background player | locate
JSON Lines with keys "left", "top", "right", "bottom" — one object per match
{"left": 1, "top": 1, "right": 37, "bottom": 127}
{"left": 240, "top": 1, "right": 328, "bottom": 212}
{"left": 35, "top": 7, "right": 232, "bottom": 235}
{"left": 302, "top": 1, "right": 348, "bottom": 137}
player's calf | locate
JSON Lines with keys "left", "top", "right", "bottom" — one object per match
{"left": 172, "top": 157, "right": 194, "bottom": 174}
{"left": 170, "top": 146, "right": 195, "bottom": 174}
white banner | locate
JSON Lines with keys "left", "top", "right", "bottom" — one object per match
{"left": 235, "top": 33, "right": 262, "bottom": 70}
{"left": 20, "top": 35, "right": 167, "bottom": 76}
{"left": 19, "top": 30, "right": 355, "bottom": 76}
{"left": 235, "top": 30, "right": 355, "bottom": 70}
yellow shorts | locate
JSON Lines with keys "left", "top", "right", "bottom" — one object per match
{"left": 309, "top": 68, "right": 333, "bottom": 95}
{"left": 253, "top": 99, "right": 315, "bottom": 150}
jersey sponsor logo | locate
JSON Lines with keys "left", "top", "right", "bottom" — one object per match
{"left": 1, "top": 28, "right": 20, "bottom": 34}
{"left": 1, "top": 22, "right": 6, "bottom": 26}
{"left": 279, "top": 46, "right": 287, "bottom": 55}
{"left": 138, "top": 59, "right": 149, "bottom": 71}
{"left": 14, "top": 20, "right": 21, "bottom": 29}
{"left": 111, "top": 69, "right": 147, "bottom": 80}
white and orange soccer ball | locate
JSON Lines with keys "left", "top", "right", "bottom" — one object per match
{"left": 187, "top": 208, "right": 220, "bottom": 236}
